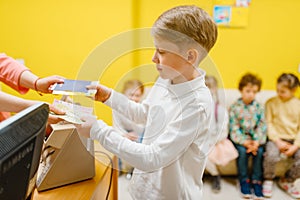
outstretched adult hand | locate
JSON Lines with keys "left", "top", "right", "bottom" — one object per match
{"left": 35, "top": 76, "right": 65, "bottom": 93}
{"left": 45, "top": 104, "right": 66, "bottom": 136}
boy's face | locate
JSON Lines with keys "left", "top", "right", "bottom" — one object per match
{"left": 240, "top": 83, "right": 259, "bottom": 105}
{"left": 277, "top": 82, "right": 295, "bottom": 101}
{"left": 152, "top": 37, "right": 193, "bottom": 83}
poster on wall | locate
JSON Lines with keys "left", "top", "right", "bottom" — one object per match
{"left": 213, "top": 6, "right": 231, "bottom": 25}
{"left": 236, "top": 0, "right": 250, "bottom": 7}
{"left": 213, "top": 1, "right": 250, "bottom": 27}
{"left": 213, "top": 0, "right": 251, "bottom": 6}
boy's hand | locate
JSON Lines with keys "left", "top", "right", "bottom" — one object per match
{"left": 243, "top": 140, "right": 251, "bottom": 148}
{"left": 252, "top": 141, "right": 259, "bottom": 149}
{"left": 249, "top": 141, "right": 259, "bottom": 156}
{"left": 244, "top": 140, "right": 259, "bottom": 155}
{"left": 87, "top": 84, "right": 112, "bottom": 102}
{"left": 244, "top": 140, "right": 254, "bottom": 154}
{"left": 74, "top": 115, "right": 97, "bottom": 138}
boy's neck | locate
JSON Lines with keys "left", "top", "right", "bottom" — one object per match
{"left": 171, "top": 68, "right": 201, "bottom": 84}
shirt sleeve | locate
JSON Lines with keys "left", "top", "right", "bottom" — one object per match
{"left": 265, "top": 99, "right": 280, "bottom": 142}
{"left": 252, "top": 103, "right": 267, "bottom": 144}
{"left": 0, "top": 53, "right": 29, "bottom": 94}
{"left": 105, "top": 90, "right": 149, "bottom": 124}
{"left": 295, "top": 102, "right": 300, "bottom": 147}
{"left": 295, "top": 129, "right": 300, "bottom": 148}
{"left": 90, "top": 103, "right": 209, "bottom": 172}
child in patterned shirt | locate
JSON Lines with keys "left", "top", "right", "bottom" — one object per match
{"left": 229, "top": 73, "right": 267, "bottom": 199}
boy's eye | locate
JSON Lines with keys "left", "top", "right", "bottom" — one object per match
{"left": 157, "top": 48, "right": 165, "bottom": 54}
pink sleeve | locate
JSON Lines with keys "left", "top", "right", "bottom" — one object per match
{"left": 0, "top": 53, "right": 30, "bottom": 94}
{"left": 0, "top": 111, "right": 11, "bottom": 122}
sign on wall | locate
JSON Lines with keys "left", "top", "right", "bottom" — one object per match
{"left": 213, "top": 0, "right": 251, "bottom": 27}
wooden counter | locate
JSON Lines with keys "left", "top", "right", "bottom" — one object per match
{"left": 32, "top": 145, "right": 118, "bottom": 200}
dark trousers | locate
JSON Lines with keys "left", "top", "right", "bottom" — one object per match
{"left": 235, "top": 144, "right": 264, "bottom": 182}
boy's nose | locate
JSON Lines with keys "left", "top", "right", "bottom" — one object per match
{"left": 152, "top": 52, "right": 158, "bottom": 63}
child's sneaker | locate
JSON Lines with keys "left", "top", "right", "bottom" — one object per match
{"left": 252, "top": 181, "right": 264, "bottom": 200}
{"left": 262, "top": 180, "right": 273, "bottom": 198}
{"left": 278, "top": 178, "right": 300, "bottom": 199}
{"left": 240, "top": 179, "right": 252, "bottom": 199}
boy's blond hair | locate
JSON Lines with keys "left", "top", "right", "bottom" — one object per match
{"left": 152, "top": 5, "right": 218, "bottom": 53}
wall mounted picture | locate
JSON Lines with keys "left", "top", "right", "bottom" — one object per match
{"left": 213, "top": 5, "right": 232, "bottom": 25}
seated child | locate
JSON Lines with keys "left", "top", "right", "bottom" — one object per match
{"left": 113, "top": 79, "right": 145, "bottom": 178}
{"left": 205, "top": 75, "right": 237, "bottom": 193}
{"left": 263, "top": 73, "right": 300, "bottom": 199}
{"left": 229, "top": 73, "right": 267, "bottom": 199}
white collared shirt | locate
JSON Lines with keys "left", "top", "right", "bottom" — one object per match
{"left": 90, "top": 70, "right": 217, "bottom": 199}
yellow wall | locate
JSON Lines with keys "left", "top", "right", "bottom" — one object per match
{"left": 212, "top": 0, "right": 300, "bottom": 90}
{"left": 132, "top": 0, "right": 300, "bottom": 90}
{"left": 0, "top": 0, "right": 135, "bottom": 123}
{"left": 1, "top": 0, "right": 300, "bottom": 123}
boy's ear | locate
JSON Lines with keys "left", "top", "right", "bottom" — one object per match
{"left": 187, "top": 49, "right": 198, "bottom": 64}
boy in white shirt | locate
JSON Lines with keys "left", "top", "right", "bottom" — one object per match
{"left": 76, "top": 5, "right": 218, "bottom": 199}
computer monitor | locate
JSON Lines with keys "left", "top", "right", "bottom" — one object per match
{"left": 0, "top": 103, "right": 49, "bottom": 200}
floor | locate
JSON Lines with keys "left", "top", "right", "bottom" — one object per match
{"left": 118, "top": 175, "right": 294, "bottom": 200}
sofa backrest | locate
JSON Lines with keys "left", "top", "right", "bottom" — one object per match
{"left": 142, "top": 86, "right": 277, "bottom": 108}
{"left": 218, "top": 89, "right": 277, "bottom": 109}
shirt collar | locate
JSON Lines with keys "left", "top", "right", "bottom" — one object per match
{"left": 162, "top": 68, "right": 206, "bottom": 98}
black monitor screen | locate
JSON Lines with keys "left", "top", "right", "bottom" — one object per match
{"left": 0, "top": 103, "right": 49, "bottom": 200}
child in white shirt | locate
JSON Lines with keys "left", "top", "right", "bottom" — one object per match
{"left": 76, "top": 5, "right": 218, "bottom": 199}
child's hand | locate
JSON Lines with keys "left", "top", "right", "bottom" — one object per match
{"left": 244, "top": 140, "right": 259, "bottom": 155}
{"left": 244, "top": 140, "right": 253, "bottom": 153}
{"left": 87, "top": 84, "right": 112, "bottom": 102}
{"left": 248, "top": 145, "right": 257, "bottom": 155}
{"left": 74, "top": 115, "right": 97, "bottom": 138}
{"left": 252, "top": 140, "right": 259, "bottom": 148}
{"left": 251, "top": 140, "right": 259, "bottom": 152}
{"left": 249, "top": 141, "right": 259, "bottom": 156}
{"left": 275, "top": 139, "right": 291, "bottom": 153}
{"left": 250, "top": 149, "right": 257, "bottom": 156}
{"left": 283, "top": 144, "right": 298, "bottom": 157}
{"left": 243, "top": 140, "right": 252, "bottom": 148}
